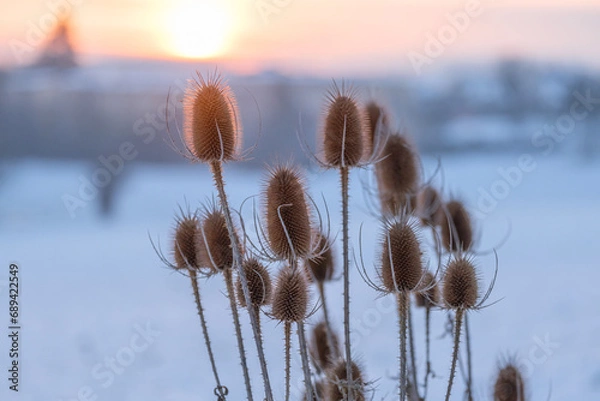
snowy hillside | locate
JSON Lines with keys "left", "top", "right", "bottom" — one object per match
{"left": 0, "top": 153, "right": 599, "bottom": 400}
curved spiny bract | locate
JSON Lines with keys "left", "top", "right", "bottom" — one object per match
{"left": 326, "top": 360, "right": 365, "bottom": 401}
{"left": 305, "top": 232, "right": 335, "bottom": 283}
{"left": 375, "top": 133, "right": 420, "bottom": 216}
{"left": 183, "top": 73, "right": 240, "bottom": 162}
{"left": 322, "top": 85, "right": 365, "bottom": 167}
{"left": 443, "top": 255, "right": 479, "bottom": 310}
{"left": 264, "top": 165, "right": 312, "bottom": 260}
{"left": 196, "top": 208, "right": 234, "bottom": 272}
{"left": 441, "top": 200, "right": 473, "bottom": 253}
{"left": 417, "top": 185, "right": 445, "bottom": 227}
{"left": 236, "top": 258, "right": 272, "bottom": 308}
{"left": 379, "top": 219, "right": 424, "bottom": 293}
{"left": 415, "top": 271, "right": 439, "bottom": 308}
{"left": 271, "top": 268, "right": 309, "bottom": 323}
{"left": 173, "top": 213, "right": 200, "bottom": 270}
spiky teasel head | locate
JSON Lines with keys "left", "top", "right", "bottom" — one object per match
{"left": 236, "top": 258, "right": 272, "bottom": 308}
{"left": 303, "top": 380, "right": 325, "bottom": 401}
{"left": 264, "top": 164, "right": 312, "bottom": 260}
{"left": 417, "top": 185, "right": 444, "bottom": 227}
{"left": 271, "top": 268, "right": 309, "bottom": 322}
{"left": 379, "top": 218, "right": 424, "bottom": 293}
{"left": 172, "top": 212, "right": 200, "bottom": 270}
{"left": 441, "top": 200, "right": 473, "bottom": 252}
{"left": 305, "top": 232, "right": 335, "bottom": 283}
{"left": 443, "top": 255, "right": 479, "bottom": 310}
{"left": 183, "top": 72, "right": 240, "bottom": 162}
{"left": 415, "top": 271, "right": 439, "bottom": 308}
{"left": 375, "top": 132, "right": 420, "bottom": 216}
{"left": 196, "top": 206, "right": 235, "bottom": 272}
{"left": 364, "top": 100, "right": 390, "bottom": 156}
{"left": 321, "top": 83, "right": 365, "bottom": 168}
{"left": 494, "top": 361, "right": 525, "bottom": 401}
{"left": 309, "top": 321, "right": 340, "bottom": 371}
{"left": 326, "top": 360, "right": 365, "bottom": 401}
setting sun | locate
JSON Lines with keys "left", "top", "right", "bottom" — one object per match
{"left": 165, "top": 1, "right": 232, "bottom": 59}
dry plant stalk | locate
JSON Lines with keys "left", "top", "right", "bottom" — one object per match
{"left": 322, "top": 82, "right": 366, "bottom": 399}
{"left": 184, "top": 73, "right": 272, "bottom": 401}
{"left": 272, "top": 268, "right": 311, "bottom": 401}
{"left": 264, "top": 163, "right": 315, "bottom": 400}
{"left": 443, "top": 255, "right": 479, "bottom": 401}
{"left": 172, "top": 212, "right": 227, "bottom": 398}
{"left": 198, "top": 207, "right": 252, "bottom": 400}
{"left": 380, "top": 218, "right": 423, "bottom": 401}
{"left": 414, "top": 271, "right": 439, "bottom": 397}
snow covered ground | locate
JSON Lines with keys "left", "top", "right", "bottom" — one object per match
{"left": 0, "top": 153, "right": 599, "bottom": 401}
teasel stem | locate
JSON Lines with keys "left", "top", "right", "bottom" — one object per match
{"left": 407, "top": 299, "right": 420, "bottom": 401}
{"left": 340, "top": 165, "right": 354, "bottom": 400}
{"left": 317, "top": 280, "right": 337, "bottom": 365}
{"left": 289, "top": 257, "right": 314, "bottom": 400}
{"left": 189, "top": 269, "right": 227, "bottom": 399}
{"left": 210, "top": 161, "right": 273, "bottom": 401}
{"left": 297, "top": 321, "right": 314, "bottom": 401}
{"left": 223, "top": 267, "right": 253, "bottom": 401}
{"left": 398, "top": 292, "right": 409, "bottom": 401}
{"left": 445, "top": 308, "right": 464, "bottom": 401}
{"left": 465, "top": 313, "right": 474, "bottom": 401}
{"left": 423, "top": 306, "right": 432, "bottom": 399}
{"left": 284, "top": 321, "right": 292, "bottom": 401}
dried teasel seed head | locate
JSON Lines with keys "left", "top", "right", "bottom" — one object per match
{"left": 364, "top": 100, "right": 390, "bottom": 155}
{"left": 303, "top": 380, "right": 325, "bottom": 401}
{"left": 376, "top": 133, "right": 420, "bottom": 216}
{"left": 173, "top": 214, "right": 200, "bottom": 270}
{"left": 236, "top": 258, "right": 272, "bottom": 308}
{"left": 326, "top": 360, "right": 365, "bottom": 401}
{"left": 183, "top": 73, "right": 239, "bottom": 162}
{"left": 494, "top": 363, "right": 525, "bottom": 401}
{"left": 415, "top": 271, "right": 439, "bottom": 308}
{"left": 271, "top": 268, "right": 309, "bottom": 322}
{"left": 196, "top": 208, "right": 234, "bottom": 271}
{"left": 309, "top": 321, "right": 340, "bottom": 371}
{"left": 443, "top": 255, "right": 479, "bottom": 309}
{"left": 380, "top": 220, "right": 423, "bottom": 293}
{"left": 264, "top": 165, "right": 312, "bottom": 260}
{"left": 322, "top": 85, "right": 365, "bottom": 167}
{"left": 441, "top": 200, "right": 473, "bottom": 252}
{"left": 416, "top": 185, "right": 444, "bottom": 227}
{"left": 305, "top": 233, "right": 335, "bottom": 283}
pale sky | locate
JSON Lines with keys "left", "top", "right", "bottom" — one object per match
{"left": 1, "top": 0, "right": 600, "bottom": 75}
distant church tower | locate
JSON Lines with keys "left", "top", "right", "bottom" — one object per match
{"left": 33, "top": 18, "right": 77, "bottom": 68}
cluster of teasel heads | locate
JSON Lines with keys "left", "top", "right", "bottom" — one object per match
{"left": 153, "top": 71, "right": 524, "bottom": 401}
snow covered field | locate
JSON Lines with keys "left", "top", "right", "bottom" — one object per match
{"left": 0, "top": 153, "right": 599, "bottom": 401}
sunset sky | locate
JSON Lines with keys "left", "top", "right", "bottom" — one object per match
{"left": 1, "top": 0, "right": 600, "bottom": 75}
